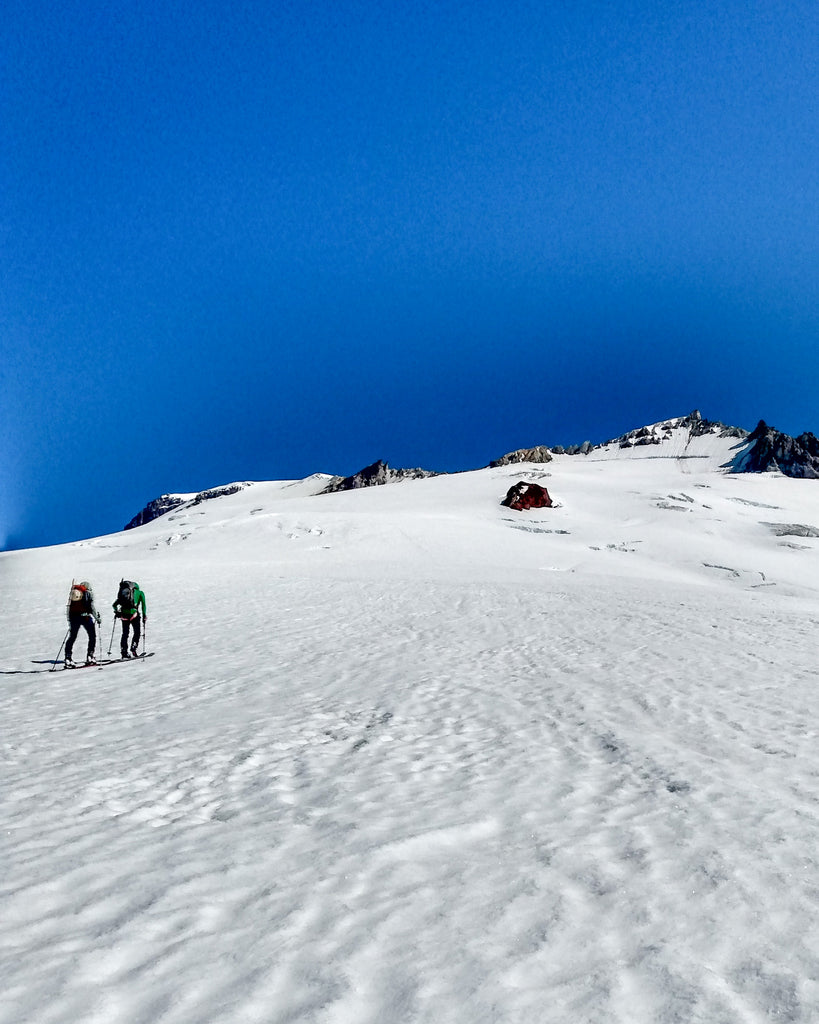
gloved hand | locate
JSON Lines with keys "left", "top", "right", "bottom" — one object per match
{"left": 95, "top": 612, "right": 101, "bottom": 625}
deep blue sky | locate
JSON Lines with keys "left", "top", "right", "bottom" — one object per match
{"left": 3, "top": 0, "right": 818, "bottom": 549}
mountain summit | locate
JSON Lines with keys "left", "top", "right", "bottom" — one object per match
{"left": 497, "top": 410, "right": 819, "bottom": 479}
{"left": 588, "top": 411, "right": 819, "bottom": 478}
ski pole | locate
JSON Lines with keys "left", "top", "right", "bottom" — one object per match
{"left": 107, "top": 616, "right": 117, "bottom": 656}
{"left": 51, "top": 577, "right": 74, "bottom": 671}
{"left": 51, "top": 627, "right": 70, "bottom": 672}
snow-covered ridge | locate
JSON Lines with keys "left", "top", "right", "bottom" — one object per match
{"left": 123, "top": 491, "right": 197, "bottom": 530}
{"left": 592, "top": 409, "right": 746, "bottom": 453}
{"left": 69, "top": 437, "right": 819, "bottom": 602}
{"left": 493, "top": 410, "right": 745, "bottom": 465}
{"left": 124, "top": 411, "right": 818, "bottom": 534}
{"left": 584, "top": 410, "right": 819, "bottom": 478}
{"left": 124, "top": 477, "right": 334, "bottom": 530}
{"left": 577, "top": 410, "right": 750, "bottom": 470}
{"left": 494, "top": 409, "right": 819, "bottom": 477}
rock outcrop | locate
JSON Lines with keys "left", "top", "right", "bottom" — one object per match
{"left": 124, "top": 494, "right": 188, "bottom": 530}
{"left": 501, "top": 481, "right": 554, "bottom": 511}
{"left": 124, "top": 483, "right": 251, "bottom": 530}
{"left": 320, "top": 460, "right": 438, "bottom": 493}
{"left": 598, "top": 411, "right": 748, "bottom": 451}
{"left": 489, "top": 445, "right": 553, "bottom": 468}
{"left": 761, "top": 522, "right": 819, "bottom": 538}
{"left": 730, "top": 421, "right": 819, "bottom": 478}
{"left": 191, "top": 483, "right": 248, "bottom": 504}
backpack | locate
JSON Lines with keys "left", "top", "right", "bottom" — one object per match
{"left": 68, "top": 582, "right": 92, "bottom": 614}
{"left": 118, "top": 580, "right": 137, "bottom": 611}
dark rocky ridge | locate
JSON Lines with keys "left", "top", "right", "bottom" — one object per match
{"left": 124, "top": 483, "right": 250, "bottom": 530}
{"left": 489, "top": 445, "right": 553, "bottom": 468}
{"left": 732, "top": 421, "right": 819, "bottom": 478}
{"left": 124, "top": 494, "right": 188, "bottom": 530}
{"left": 320, "top": 460, "right": 438, "bottom": 493}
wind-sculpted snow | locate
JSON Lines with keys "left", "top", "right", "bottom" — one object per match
{"left": 2, "top": 459, "right": 819, "bottom": 1023}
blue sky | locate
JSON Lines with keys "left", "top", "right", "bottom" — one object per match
{"left": 3, "top": 0, "right": 818, "bottom": 550}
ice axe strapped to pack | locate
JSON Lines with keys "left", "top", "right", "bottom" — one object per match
{"left": 67, "top": 580, "right": 93, "bottom": 615}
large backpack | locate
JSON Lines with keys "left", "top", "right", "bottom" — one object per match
{"left": 118, "top": 580, "right": 137, "bottom": 611}
{"left": 68, "top": 582, "right": 92, "bottom": 615}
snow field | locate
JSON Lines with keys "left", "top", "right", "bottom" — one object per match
{"left": 3, "top": 456, "right": 819, "bottom": 1022}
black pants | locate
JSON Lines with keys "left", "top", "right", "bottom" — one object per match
{"left": 66, "top": 615, "right": 96, "bottom": 660}
{"left": 120, "top": 615, "right": 142, "bottom": 655}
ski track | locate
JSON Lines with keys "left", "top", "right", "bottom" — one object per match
{"left": 3, "top": 561, "right": 819, "bottom": 1024}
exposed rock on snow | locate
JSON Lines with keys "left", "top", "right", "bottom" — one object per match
{"left": 191, "top": 483, "right": 251, "bottom": 505}
{"left": 550, "top": 441, "right": 593, "bottom": 455}
{"left": 729, "top": 420, "right": 819, "bottom": 478}
{"left": 320, "top": 459, "right": 438, "bottom": 493}
{"left": 595, "top": 410, "right": 748, "bottom": 452}
{"left": 501, "top": 481, "right": 554, "bottom": 511}
{"left": 761, "top": 522, "right": 819, "bottom": 538}
{"left": 125, "top": 483, "right": 251, "bottom": 530}
{"left": 124, "top": 493, "right": 189, "bottom": 530}
{"left": 489, "top": 445, "right": 553, "bottom": 467}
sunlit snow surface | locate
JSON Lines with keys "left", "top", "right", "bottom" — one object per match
{"left": 3, "top": 448, "right": 819, "bottom": 1023}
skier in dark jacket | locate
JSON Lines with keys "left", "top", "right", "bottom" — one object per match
{"left": 65, "top": 581, "right": 101, "bottom": 667}
{"left": 112, "top": 580, "right": 147, "bottom": 659}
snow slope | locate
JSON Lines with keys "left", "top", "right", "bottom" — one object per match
{"left": 3, "top": 450, "right": 819, "bottom": 1024}
{"left": 580, "top": 413, "right": 748, "bottom": 471}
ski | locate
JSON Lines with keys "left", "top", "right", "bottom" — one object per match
{"left": 106, "top": 652, "right": 155, "bottom": 666}
{"left": 0, "top": 667, "right": 61, "bottom": 676}
{"left": 63, "top": 652, "right": 155, "bottom": 670}
{"left": 64, "top": 659, "right": 117, "bottom": 670}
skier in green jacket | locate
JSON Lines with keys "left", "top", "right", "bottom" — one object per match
{"left": 112, "top": 580, "right": 147, "bottom": 659}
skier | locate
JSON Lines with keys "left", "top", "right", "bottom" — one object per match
{"left": 112, "top": 580, "right": 147, "bottom": 659}
{"left": 65, "top": 581, "right": 101, "bottom": 667}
